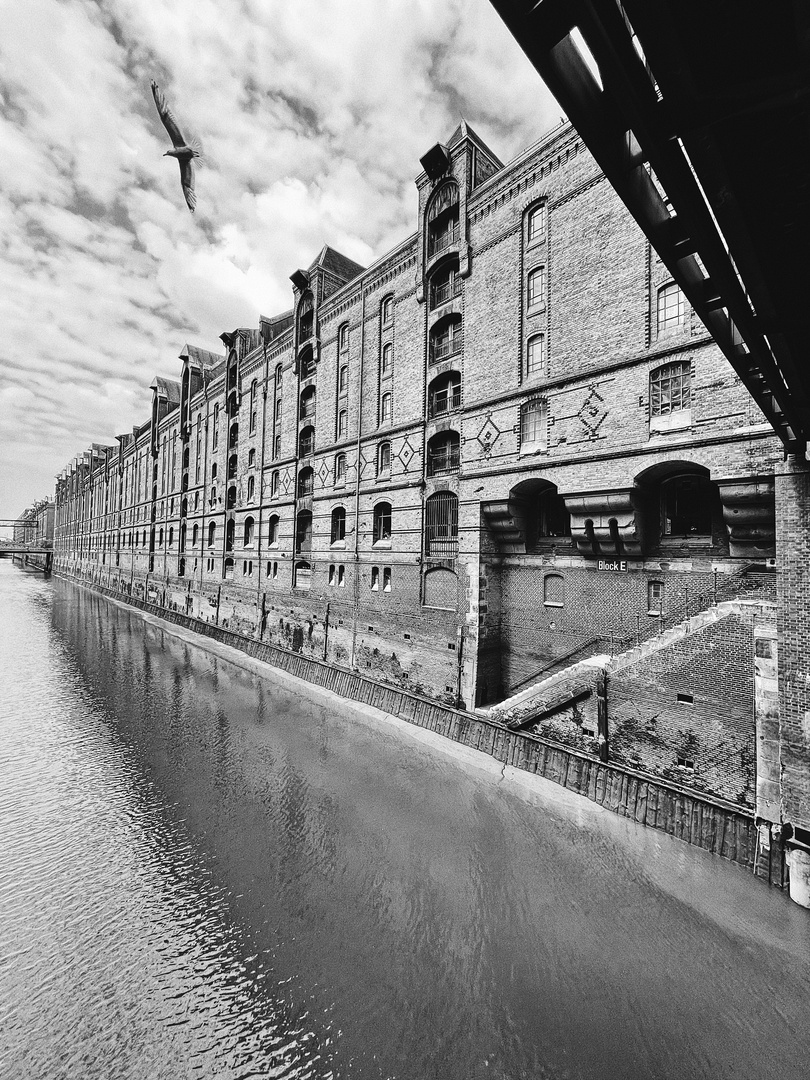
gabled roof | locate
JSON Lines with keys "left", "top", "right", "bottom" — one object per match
{"left": 446, "top": 119, "right": 504, "bottom": 169}
{"left": 308, "top": 244, "right": 366, "bottom": 284}
{"left": 180, "top": 343, "right": 220, "bottom": 369}
{"left": 151, "top": 377, "right": 181, "bottom": 404}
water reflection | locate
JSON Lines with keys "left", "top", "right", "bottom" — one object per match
{"left": 1, "top": 564, "right": 809, "bottom": 1080}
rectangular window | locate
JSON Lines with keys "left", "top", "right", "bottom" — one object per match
{"left": 648, "top": 580, "right": 664, "bottom": 615}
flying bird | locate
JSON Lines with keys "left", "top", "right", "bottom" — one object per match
{"left": 151, "top": 80, "right": 203, "bottom": 213}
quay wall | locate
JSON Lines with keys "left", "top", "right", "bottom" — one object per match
{"left": 57, "top": 568, "right": 757, "bottom": 870}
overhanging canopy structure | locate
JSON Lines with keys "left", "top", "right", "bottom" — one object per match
{"left": 491, "top": 0, "right": 810, "bottom": 452}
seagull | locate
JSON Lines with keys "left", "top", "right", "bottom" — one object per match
{"left": 151, "top": 80, "right": 203, "bottom": 213}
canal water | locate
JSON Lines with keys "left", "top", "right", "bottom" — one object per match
{"left": 1, "top": 563, "right": 808, "bottom": 1080}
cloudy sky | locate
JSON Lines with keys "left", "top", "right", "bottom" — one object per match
{"left": 0, "top": 0, "right": 561, "bottom": 520}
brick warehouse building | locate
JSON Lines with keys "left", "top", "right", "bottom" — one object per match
{"left": 52, "top": 120, "right": 788, "bottom": 833}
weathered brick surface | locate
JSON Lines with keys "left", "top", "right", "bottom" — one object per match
{"left": 776, "top": 460, "right": 810, "bottom": 832}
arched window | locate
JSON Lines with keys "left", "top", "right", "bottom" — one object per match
{"left": 334, "top": 453, "right": 346, "bottom": 485}
{"left": 211, "top": 462, "right": 218, "bottom": 480}
{"left": 426, "top": 430, "right": 460, "bottom": 475}
{"left": 543, "top": 573, "right": 565, "bottom": 606}
{"left": 339, "top": 322, "right": 349, "bottom": 352}
{"left": 331, "top": 506, "right": 346, "bottom": 544}
{"left": 225, "top": 519, "right": 235, "bottom": 553}
{"left": 249, "top": 379, "right": 257, "bottom": 432}
{"left": 650, "top": 361, "right": 691, "bottom": 418}
{"left": 527, "top": 203, "right": 546, "bottom": 244}
{"left": 377, "top": 441, "right": 391, "bottom": 476}
{"left": 270, "top": 470, "right": 280, "bottom": 497}
{"left": 168, "top": 526, "right": 174, "bottom": 546}
{"left": 427, "top": 371, "right": 461, "bottom": 418}
{"left": 373, "top": 502, "right": 392, "bottom": 544}
{"left": 381, "top": 342, "right": 393, "bottom": 377}
{"left": 657, "top": 282, "right": 685, "bottom": 332}
{"left": 528, "top": 266, "right": 546, "bottom": 308}
{"left": 247, "top": 475, "right": 255, "bottom": 502}
{"left": 297, "top": 466, "right": 314, "bottom": 497}
{"left": 339, "top": 365, "right": 348, "bottom": 393}
{"left": 226, "top": 485, "right": 237, "bottom": 509}
{"left": 244, "top": 516, "right": 255, "bottom": 546}
{"left": 208, "top": 521, "right": 216, "bottom": 547}
{"left": 338, "top": 409, "right": 348, "bottom": 438}
{"left": 425, "top": 491, "right": 458, "bottom": 557}
{"left": 526, "top": 334, "right": 546, "bottom": 378}
{"left": 381, "top": 295, "right": 394, "bottom": 325}
{"left": 295, "top": 510, "right": 312, "bottom": 553}
{"left": 192, "top": 523, "right": 198, "bottom": 546}
{"left": 212, "top": 404, "right": 219, "bottom": 450}
{"left": 229, "top": 421, "right": 238, "bottom": 449}
{"left": 248, "top": 448, "right": 255, "bottom": 467}
{"left": 380, "top": 393, "right": 393, "bottom": 425}
{"left": 301, "top": 345, "right": 316, "bottom": 379}
{"left": 300, "top": 386, "right": 316, "bottom": 421}
{"left": 158, "top": 527, "right": 164, "bottom": 546}
{"left": 520, "top": 399, "right": 547, "bottom": 450}
{"left": 228, "top": 453, "right": 238, "bottom": 480}
{"left": 224, "top": 556, "right": 234, "bottom": 580}
{"left": 298, "top": 293, "right": 314, "bottom": 341}
{"left": 429, "top": 313, "right": 463, "bottom": 364}
{"left": 427, "top": 182, "right": 459, "bottom": 258}
{"left": 268, "top": 515, "right": 279, "bottom": 546}
{"left": 275, "top": 363, "right": 283, "bottom": 389}
{"left": 299, "top": 426, "right": 315, "bottom": 457}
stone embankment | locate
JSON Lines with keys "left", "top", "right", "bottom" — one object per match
{"left": 59, "top": 571, "right": 758, "bottom": 869}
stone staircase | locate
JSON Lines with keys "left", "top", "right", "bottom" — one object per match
{"left": 485, "top": 594, "right": 776, "bottom": 732}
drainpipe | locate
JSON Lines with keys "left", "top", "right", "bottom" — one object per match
{"left": 349, "top": 287, "right": 367, "bottom": 670}
{"left": 256, "top": 335, "right": 270, "bottom": 633}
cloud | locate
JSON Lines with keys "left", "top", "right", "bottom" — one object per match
{"left": 0, "top": 0, "right": 560, "bottom": 518}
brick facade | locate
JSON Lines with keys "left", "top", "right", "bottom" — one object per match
{"left": 50, "top": 119, "right": 805, "bottom": 833}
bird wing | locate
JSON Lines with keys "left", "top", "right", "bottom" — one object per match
{"left": 179, "top": 158, "right": 196, "bottom": 213}
{"left": 151, "top": 80, "right": 186, "bottom": 148}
